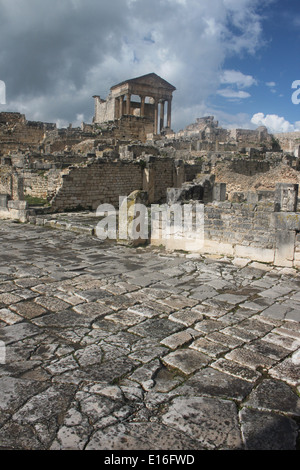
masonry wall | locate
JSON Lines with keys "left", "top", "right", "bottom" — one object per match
{"left": 94, "top": 96, "right": 115, "bottom": 124}
{"left": 151, "top": 184, "right": 300, "bottom": 268}
{"left": 151, "top": 158, "right": 175, "bottom": 203}
{"left": 0, "top": 112, "right": 55, "bottom": 153}
{"left": 50, "top": 160, "right": 145, "bottom": 211}
{"left": 22, "top": 169, "right": 64, "bottom": 201}
{"left": 203, "top": 199, "right": 276, "bottom": 262}
{"left": 0, "top": 167, "right": 12, "bottom": 194}
{"left": 273, "top": 131, "right": 300, "bottom": 152}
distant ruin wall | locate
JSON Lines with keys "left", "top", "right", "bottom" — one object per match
{"left": 0, "top": 112, "right": 56, "bottom": 153}
{"left": 273, "top": 131, "right": 300, "bottom": 152}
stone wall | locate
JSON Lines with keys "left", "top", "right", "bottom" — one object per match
{"left": 0, "top": 167, "right": 24, "bottom": 200}
{"left": 49, "top": 156, "right": 187, "bottom": 212}
{"left": 50, "top": 159, "right": 145, "bottom": 211}
{"left": 273, "top": 131, "right": 300, "bottom": 152}
{"left": 0, "top": 112, "right": 56, "bottom": 153}
{"left": 0, "top": 166, "right": 12, "bottom": 195}
{"left": 22, "top": 169, "right": 64, "bottom": 201}
{"left": 98, "top": 116, "right": 155, "bottom": 142}
{"left": 151, "top": 183, "right": 300, "bottom": 268}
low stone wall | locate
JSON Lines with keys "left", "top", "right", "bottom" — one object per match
{"left": 151, "top": 183, "right": 300, "bottom": 268}
{"left": 0, "top": 199, "right": 30, "bottom": 223}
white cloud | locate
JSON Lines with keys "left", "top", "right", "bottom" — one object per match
{"left": 221, "top": 70, "right": 257, "bottom": 88}
{"left": 266, "top": 81, "right": 276, "bottom": 87}
{"left": 217, "top": 88, "right": 251, "bottom": 99}
{"left": 251, "top": 112, "right": 300, "bottom": 133}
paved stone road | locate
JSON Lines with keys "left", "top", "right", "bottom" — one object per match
{"left": 0, "top": 220, "right": 299, "bottom": 450}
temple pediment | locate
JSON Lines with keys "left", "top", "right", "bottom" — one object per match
{"left": 111, "top": 73, "right": 176, "bottom": 92}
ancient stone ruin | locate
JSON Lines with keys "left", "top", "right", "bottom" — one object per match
{"left": 93, "top": 73, "right": 176, "bottom": 136}
{"left": 1, "top": 73, "right": 300, "bottom": 267}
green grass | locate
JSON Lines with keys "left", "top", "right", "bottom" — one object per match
{"left": 24, "top": 195, "right": 48, "bottom": 206}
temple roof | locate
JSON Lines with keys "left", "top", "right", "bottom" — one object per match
{"left": 111, "top": 73, "right": 176, "bottom": 92}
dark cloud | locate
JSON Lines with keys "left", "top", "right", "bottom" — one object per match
{"left": 0, "top": 0, "right": 271, "bottom": 129}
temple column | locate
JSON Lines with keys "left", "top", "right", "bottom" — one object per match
{"left": 154, "top": 99, "right": 159, "bottom": 135}
{"left": 140, "top": 96, "right": 145, "bottom": 117}
{"left": 160, "top": 100, "right": 165, "bottom": 132}
{"left": 115, "top": 96, "right": 122, "bottom": 119}
{"left": 167, "top": 99, "right": 172, "bottom": 128}
{"left": 119, "top": 96, "right": 124, "bottom": 118}
{"left": 126, "top": 93, "right": 131, "bottom": 115}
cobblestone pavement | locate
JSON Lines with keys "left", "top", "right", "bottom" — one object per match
{"left": 0, "top": 220, "right": 300, "bottom": 450}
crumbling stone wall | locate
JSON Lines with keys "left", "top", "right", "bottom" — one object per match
{"left": 50, "top": 159, "right": 145, "bottom": 211}
{"left": 0, "top": 112, "right": 55, "bottom": 153}
{"left": 49, "top": 156, "right": 185, "bottom": 211}
{"left": 203, "top": 198, "right": 276, "bottom": 262}
{"left": 0, "top": 167, "right": 12, "bottom": 195}
{"left": 22, "top": 169, "right": 64, "bottom": 201}
{"left": 273, "top": 131, "right": 300, "bottom": 152}
{"left": 152, "top": 183, "right": 300, "bottom": 267}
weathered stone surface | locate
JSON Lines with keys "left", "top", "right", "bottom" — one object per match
{"left": 183, "top": 367, "right": 253, "bottom": 401}
{"left": 212, "top": 358, "right": 261, "bottom": 382}
{"left": 162, "top": 397, "right": 242, "bottom": 450}
{"left": 86, "top": 422, "right": 203, "bottom": 450}
{"left": 190, "top": 337, "right": 229, "bottom": 357}
{"left": 168, "top": 309, "right": 204, "bottom": 326}
{"left": 162, "top": 349, "right": 211, "bottom": 375}
{"left": 0, "top": 322, "right": 41, "bottom": 345}
{"left": 128, "top": 317, "right": 182, "bottom": 340}
{"left": 0, "top": 308, "right": 22, "bottom": 325}
{"left": 239, "top": 407, "right": 298, "bottom": 450}
{"left": 269, "top": 351, "right": 300, "bottom": 386}
{"left": 10, "top": 301, "right": 47, "bottom": 319}
{"left": 245, "top": 379, "right": 300, "bottom": 416}
{"left": 0, "top": 221, "right": 300, "bottom": 450}
{"left": 160, "top": 329, "right": 200, "bottom": 350}
{"left": 225, "top": 347, "right": 275, "bottom": 370}
{"left": 0, "top": 377, "right": 47, "bottom": 414}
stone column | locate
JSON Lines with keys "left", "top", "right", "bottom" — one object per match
{"left": 126, "top": 93, "right": 131, "bottom": 115}
{"left": 160, "top": 100, "right": 165, "bottom": 132}
{"left": 154, "top": 99, "right": 159, "bottom": 135}
{"left": 114, "top": 98, "right": 119, "bottom": 119}
{"left": 140, "top": 96, "right": 145, "bottom": 117}
{"left": 167, "top": 99, "right": 172, "bottom": 128}
{"left": 119, "top": 96, "right": 124, "bottom": 118}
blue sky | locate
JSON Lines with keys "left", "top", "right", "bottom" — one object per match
{"left": 0, "top": 0, "right": 299, "bottom": 133}
{"left": 209, "top": 0, "right": 300, "bottom": 132}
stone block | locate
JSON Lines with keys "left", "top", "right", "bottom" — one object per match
{"left": 274, "top": 212, "right": 300, "bottom": 231}
{"left": 7, "top": 200, "right": 28, "bottom": 210}
{"left": 212, "top": 183, "right": 226, "bottom": 202}
{"left": 234, "top": 245, "right": 274, "bottom": 264}
{"left": 0, "top": 194, "right": 8, "bottom": 208}
{"left": 275, "top": 183, "right": 298, "bottom": 212}
{"left": 274, "top": 230, "right": 295, "bottom": 267}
